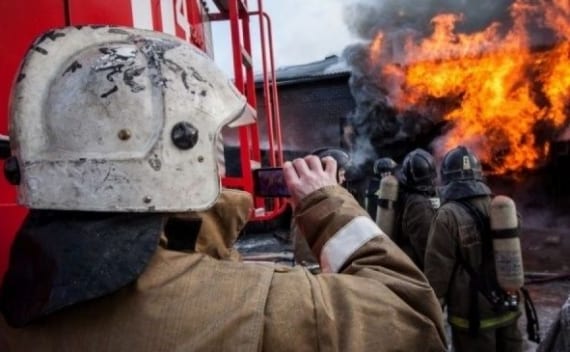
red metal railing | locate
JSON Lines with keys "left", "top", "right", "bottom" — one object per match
{"left": 211, "top": 0, "right": 287, "bottom": 220}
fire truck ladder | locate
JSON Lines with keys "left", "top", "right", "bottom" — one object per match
{"left": 210, "top": 0, "right": 285, "bottom": 220}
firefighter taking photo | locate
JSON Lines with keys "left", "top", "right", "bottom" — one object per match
{"left": 0, "top": 26, "right": 447, "bottom": 351}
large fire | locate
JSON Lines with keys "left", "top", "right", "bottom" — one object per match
{"left": 369, "top": 0, "right": 569, "bottom": 174}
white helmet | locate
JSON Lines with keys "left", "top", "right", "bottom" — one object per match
{"left": 10, "top": 26, "right": 254, "bottom": 212}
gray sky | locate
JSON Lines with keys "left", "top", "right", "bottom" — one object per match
{"left": 206, "top": 0, "right": 355, "bottom": 76}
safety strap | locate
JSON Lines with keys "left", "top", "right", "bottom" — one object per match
{"left": 453, "top": 200, "right": 541, "bottom": 342}
{"left": 452, "top": 199, "right": 495, "bottom": 336}
{"left": 390, "top": 190, "right": 407, "bottom": 245}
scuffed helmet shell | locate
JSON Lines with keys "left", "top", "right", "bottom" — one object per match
{"left": 10, "top": 26, "right": 249, "bottom": 212}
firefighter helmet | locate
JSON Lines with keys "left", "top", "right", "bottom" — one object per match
{"left": 440, "top": 145, "right": 484, "bottom": 184}
{"left": 373, "top": 157, "right": 398, "bottom": 177}
{"left": 311, "top": 147, "right": 351, "bottom": 184}
{"left": 9, "top": 26, "right": 254, "bottom": 212}
{"left": 440, "top": 146, "right": 491, "bottom": 201}
{"left": 311, "top": 147, "right": 352, "bottom": 170}
{"left": 397, "top": 148, "right": 436, "bottom": 194}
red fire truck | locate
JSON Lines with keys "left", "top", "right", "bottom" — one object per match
{"left": 0, "top": 0, "right": 285, "bottom": 281}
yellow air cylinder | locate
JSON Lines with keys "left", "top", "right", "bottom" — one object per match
{"left": 375, "top": 175, "right": 399, "bottom": 237}
{"left": 490, "top": 195, "right": 524, "bottom": 293}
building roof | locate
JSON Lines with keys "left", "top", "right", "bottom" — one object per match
{"left": 255, "top": 55, "right": 350, "bottom": 86}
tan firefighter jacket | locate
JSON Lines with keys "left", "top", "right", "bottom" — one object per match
{"left": 424, "top": 196, "right": 521, "bottom": 330}
{"left": 1, "top": 186, "right": 446, "bottom": 351}
{"left": 191, "top": 188, "right": 251, "bottom": 261}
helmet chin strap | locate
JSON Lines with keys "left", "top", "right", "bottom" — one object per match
{"left": 0, "top": 134, "right": 9, "bottom": 160}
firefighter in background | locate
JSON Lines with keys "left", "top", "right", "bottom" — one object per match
{"left": 313, "top": 146, "right": 367, "bottom": 203}
{"left": 310, "top": 147, "right": 352, "bottom": 186}
{"left": 311, "top": 146, "right": 366, "bottom": 206}
{"left": 389, "top": 148, "right": 438, "bottom": 271}
{"left": 0, "top": 26, "right": 447, "bottom": 351}
{"left": 424, "top": 146, "right": 523, "bottom": 352}
{"left": 365, "top": 157, "right": 398, "bottom": 218}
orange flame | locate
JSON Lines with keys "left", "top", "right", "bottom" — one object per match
{"left": 370, "top": 0, "right": 570, "bottom": 174}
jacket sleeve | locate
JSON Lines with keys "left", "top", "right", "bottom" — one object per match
{"left": 424, "top": 206, "right": 459, "bottom": 305}
{"left": 263, "top": 186, "right": 446, "bottom": 351}
{"left": 402, "top": 196, "right": 436, "bottom": 269}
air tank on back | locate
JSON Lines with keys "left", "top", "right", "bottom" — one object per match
{"left": 490, "top": 195, "right": 524, "bottom": 293}
{"left": 375, "top": 175, "right": 398, "bottom": 237}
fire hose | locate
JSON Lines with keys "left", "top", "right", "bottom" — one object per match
{"left": 524, "top": 272, "right": 570, "bottom": 285}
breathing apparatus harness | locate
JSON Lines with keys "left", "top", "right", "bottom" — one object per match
{"left": 449, "top": 199, "right": 540, "bottom": 343}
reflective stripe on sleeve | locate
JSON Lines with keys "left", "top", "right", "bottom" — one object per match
{"left": 320, "top": 216, "right": 385, "bottom": 273}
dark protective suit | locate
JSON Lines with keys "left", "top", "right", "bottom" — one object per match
{"left": 391, "top": 192, "right": 436, "bottom": 270}
{"left": 1, "top": 186, "right": 447, "bottom": 351}
{"left": 425, "top": 195, "right": 522, "bottom": 352}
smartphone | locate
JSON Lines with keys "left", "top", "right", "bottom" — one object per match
{"left": 253, "top": 167, "right": 290, "bottom": 197}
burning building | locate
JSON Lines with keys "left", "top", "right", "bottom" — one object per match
{"left": 343, "top": 0, "right": 569, "bottom": 173}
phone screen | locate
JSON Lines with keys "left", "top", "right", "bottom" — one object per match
{"left": 253, "top": 167, "right": 290, "bottom": 197}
